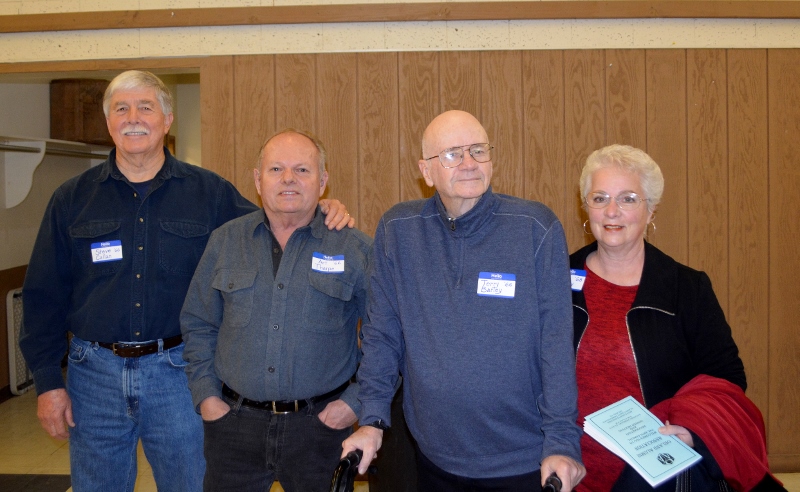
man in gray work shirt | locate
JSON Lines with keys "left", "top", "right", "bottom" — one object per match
{"left": 181, "top": 129, "right": 371, "bottom": 492}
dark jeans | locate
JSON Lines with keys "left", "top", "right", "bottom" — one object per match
{"left": 417, "top": 450, "right": 542, "bottom": 492}
{"left": 202, "top": 392, "right": 352, "bottom": 492}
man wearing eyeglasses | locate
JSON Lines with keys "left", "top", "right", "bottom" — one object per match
{"left": 342, "top": 110, "right": 586, "bottom": 491}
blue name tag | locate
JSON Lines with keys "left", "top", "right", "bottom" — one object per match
{"left": 311, "top": 252, "right": 345, "bottom": 273}
{"left": 477, "top": 272, "right": 516, "bottom": 298}
{"left": 570, "top": 269, "right": 587, "bottom": 291}
{"left": 91, "top": 240, "right": 123, "bottom": 263}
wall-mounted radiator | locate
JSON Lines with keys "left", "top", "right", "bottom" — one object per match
{"left": 6, "top": 288, "right": 33, "bottom": 395}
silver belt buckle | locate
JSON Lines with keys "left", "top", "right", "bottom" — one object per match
{"left": 271, "top": 400, "right": 299, "bottom": 414}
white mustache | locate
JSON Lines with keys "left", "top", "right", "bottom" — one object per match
{"left": 122, "top": 126, "right": 149, "bottom": 136}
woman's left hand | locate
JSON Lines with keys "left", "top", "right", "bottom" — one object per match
{"left": 658, "top": 420, "right": 694, "bottom": 447}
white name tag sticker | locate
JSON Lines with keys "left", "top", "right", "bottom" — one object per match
{"left": 91, "top": 240, "right": 123, "bottom": 263}
{"left": 311, "top": 252, "right": 345, "bottom": 273}
{"left": 571, "top": 269, "right": 587, "bottom": 291}
{"left": 477, "top": 272, "right": 516, "bottom": 298}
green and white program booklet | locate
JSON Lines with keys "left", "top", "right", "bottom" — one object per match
{"left": 583, "top": 396, "right": 702, "bottom": 487}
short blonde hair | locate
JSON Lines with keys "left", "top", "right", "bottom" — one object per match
{"left": 579, "top": 144, "right": 664, "bottom": 212}
{"left": 103, "top": 70, "right": 173, "bottom": 118}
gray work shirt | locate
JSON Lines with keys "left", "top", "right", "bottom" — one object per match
{"left": 181, "top": 207, "right": 371, "bottom": 414}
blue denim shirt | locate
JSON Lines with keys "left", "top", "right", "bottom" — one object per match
{"left": 20, "top": 148, "right": 258, "bottom": 395}
{"left": 181, "top": 209, "right": 372, "bottom": 415}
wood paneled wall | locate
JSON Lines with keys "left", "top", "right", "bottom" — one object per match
{"left": 201, "top": 49, "right": 800, "bottom": 470}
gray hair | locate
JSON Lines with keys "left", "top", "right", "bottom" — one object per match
{"left": 579, "top": 144, "right": 664, "bottom": 212}
{"left": 103, "top": 70, "right": 173, "bottom": 118}
{"left": 258, "top": 128, "right": 327, "bottom": 175}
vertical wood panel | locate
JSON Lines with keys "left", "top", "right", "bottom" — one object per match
{"left": 440, "top": 51, "right": 480, "bottom": 117}
{"left": 687, "top": 49, "right": 728, "bottom": 309}
{"left": 564, "top": 50, "right": 605, "bottom": 250}
{"left": 482, "top": 51, "right": 523, "bottom": 198}
{"left": 398, "top": 51, "right": 439, "bottom": 202}
{"left": 522, "top": 51, "right": 567, "bottom": 235}
{"left": 727, "top": 49, "right": 768, "bottom": 415}
{"left": 316, "top": 53, "right": 359, "bottom": 220}
{"left": 233, "top": 54, "right": 275, "bottom": 205}
{"left": 358, "top": 53, "right": 399, "bottom": 235}
{"left": 275, "top": 54, "right": 316, "bottom": 131}
{"left": 208, "top": 48, "right": 800, "bottom": 469}
{"left": 767, "top": 48, "right": 800, "bottom": 469}
{"left": 605, "top": 49, "right": 647, "bottom": 148}
{"left": 200, "top": 56, "right": 235, "bottom": 184}
{"left": 645, "top": 50, "right": 687, "bottom": 263}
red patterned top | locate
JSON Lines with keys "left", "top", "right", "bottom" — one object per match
{"left": 575, "top": 267, "right": 643, "bottom": 491}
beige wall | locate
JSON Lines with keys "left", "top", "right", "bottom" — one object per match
{"left": 1, "top": 1, "right": 800, "bottom": 63}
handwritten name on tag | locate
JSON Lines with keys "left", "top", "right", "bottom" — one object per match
{"left": 91, "top": 240, "right": 123, "bottom": 263}
{"left": 477, "top": 272, "right": 516, "bottom": 298}
{"left": 571, "top": 269, "right": 587, "bottom": 291}
{"left": 311, "top": 252, "right": 345, "bottom": 273}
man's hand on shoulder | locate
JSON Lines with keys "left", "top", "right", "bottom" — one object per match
{"left": 540, "top": 455, "right": 586, "bottom": 492}
{"left": 199, "top": 396, "right": 231, "bottom": 422}
{"left": 319, "top": 199, "right": 355, "bottom": 230}
{"left": 341, "top": 425, "right": 383, "bottom": 475}
{"left": 37, "top": 389, "right": 74, "bottom": 440}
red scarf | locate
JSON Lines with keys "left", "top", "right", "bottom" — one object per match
{"left": 650, "top": 374, "right": 781, "bottom": 491}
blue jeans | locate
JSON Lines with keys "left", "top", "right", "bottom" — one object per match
{"left": 67, "top": 336, "right": 204, "bottom": 492}
{"left": 202, "top": 391, "right": 352, "bottom": 492}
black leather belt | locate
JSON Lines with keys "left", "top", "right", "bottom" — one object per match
{"left": 96, "top": 335, "right": 183, "bottom": 358}
{"left": 222, "top": 380, "right": 349, "bottom": 414}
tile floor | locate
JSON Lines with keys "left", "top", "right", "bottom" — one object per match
{"left": 0, "top": 390, "right": 796, "bottom": 492}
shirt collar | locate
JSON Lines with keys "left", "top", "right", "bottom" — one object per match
{"left": 256, "top": 206, "right": 326, "bottom": 238}
{"left": 96, "top": 146, "right": 188, "bottom": 183}
{"left": 432, "top": 186, "right": 496, "bottom": 236}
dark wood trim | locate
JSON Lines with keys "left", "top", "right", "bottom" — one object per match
{"left": 1, "top": 2, "right": 799, "bottom": 34}
{"left": 0, "top": 58, "right": 204, "bottom": 75}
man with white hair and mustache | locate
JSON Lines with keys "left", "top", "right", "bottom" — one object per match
{"left": 19, "top": 70, "right": 352, "bottom": 491}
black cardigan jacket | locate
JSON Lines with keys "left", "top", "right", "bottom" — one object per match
{"left": 570, "top": 240, "right": 746, "bottom": 409}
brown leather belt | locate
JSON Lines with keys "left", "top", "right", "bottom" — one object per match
{"left": 222, "top": 380, "right": 349, "bottom": 414}
{"left": 96, "top": 335, "right": 183, "bottom": 358}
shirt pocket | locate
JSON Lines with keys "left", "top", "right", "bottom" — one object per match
{"left": 69, "top": 220, "right": 123, "bottom": 277}
{"left": 212, "top": 269, "right": 257, "bottom": 328}
{"left": 159, "top": 220, "right": 210, "bottom": 276}
{"left": 301, "top": 271, "right": 355, "bottom": 334}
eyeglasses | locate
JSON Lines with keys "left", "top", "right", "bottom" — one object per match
{"left": 585, "top": 192, "right": 648, "bottom": 211}
{"left": 424, "top": 143, "right": 493, "bottom": 169}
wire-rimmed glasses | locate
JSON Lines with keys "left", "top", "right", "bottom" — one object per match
{"left": 423, "top": 143, "right": 493, "bottom": 169}
{"left": 585, "top": 192, "right": 648, "bottom": 211}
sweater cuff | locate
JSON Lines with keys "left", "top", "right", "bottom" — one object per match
{"left": 359, "top": 400, "right": 393, "bottom": 427}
